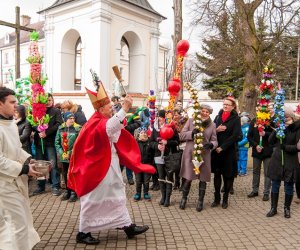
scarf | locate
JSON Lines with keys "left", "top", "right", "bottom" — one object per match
{"left": 221, "top": 111, "right": 231, "bottom": 123}
{"left": 201, "top": 117, "right": 212, "bottom": 128}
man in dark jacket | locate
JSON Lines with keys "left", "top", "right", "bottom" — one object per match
{"left": 247, "top": 118, "right": 273, "bottom": 201}
{"left": 32, "top": 94, "right": 63, "bottom": 196}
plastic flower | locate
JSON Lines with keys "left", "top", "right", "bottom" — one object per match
{"left": 256, "top": 63, "right": 274, "bottom": 145}
{"left": 27, "top": 31, "right": 50, "bottom": 153}
{"left": 184, "top": 82, "right": 204, "bottom": 175}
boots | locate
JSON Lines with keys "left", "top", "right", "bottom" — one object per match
{"left": 173, "top": 171, "right": 180, "bottom": 190}
{"left": 284, "top": 194, "right": 293, "bottom": 218}
{"left": 222, "top": 192, "right": 229, "bottom": 209}
{"left": 266, "top": 192, "right": 279, "bottom": 217}
{"left": 164, "top": 183, "right": 173, "bottom": 207}
{"left": 159, "top": 182, "right": 166, "bottom": 205}
{"left": 211, "top": 192, "right": 221, "bottom": 207}
{"left": 179, "top": 181, "right": 191, "bottom": 210}
{"left": 196, "top": 181, "right": 206, "bottom": 212}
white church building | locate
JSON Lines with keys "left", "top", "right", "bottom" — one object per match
{"left": 0, "top": 0, "right": 168, "bottom": 118}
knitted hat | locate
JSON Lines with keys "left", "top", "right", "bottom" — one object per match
{"left": 63, "top": 111, "right": 74, "bottom": 122}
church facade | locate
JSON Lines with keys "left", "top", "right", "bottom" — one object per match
{"left": 0, "top": 0, "right": 168, "bottom": 117}
{"left": 38, "top": 0, "right": 166, "bottom": 96}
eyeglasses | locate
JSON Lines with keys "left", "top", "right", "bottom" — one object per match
{"left": 223, "top": 103, "right": 232, "bottom": 106}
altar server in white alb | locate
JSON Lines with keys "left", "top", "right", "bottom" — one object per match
{"left": 0, "top": 87, "right": 40, "bottom": 250}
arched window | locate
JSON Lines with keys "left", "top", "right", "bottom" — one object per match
{"left": 120, "top": 37, "right": 129, "bottom": 87}
{"left": 74, "top": 37, "right": 82, "bottom": 90}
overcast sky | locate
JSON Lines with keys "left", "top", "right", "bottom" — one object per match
{"left": 0, "top": 0, "right": 200, "bottom": 52}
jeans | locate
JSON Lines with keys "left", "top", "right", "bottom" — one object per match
{"left": 35, "top": 146, "right": 60, "bottom": 190}
{"left": 126, "top": 168, "right": 133, "bottom": 181}
{"left": 120, "top": 165, "right": 134, "bottom": 181}
{"left": 271, "top": 180, "right": 294, "bottom": 195}
{"left": 252, "top": 157, "right": 271, "bottom": 195}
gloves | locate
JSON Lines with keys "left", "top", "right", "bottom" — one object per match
{"left": 203, "top": 142, "right": 214, "bottom": 150}
{"left": 192, "top": 128, "right": 200, "bottom": 138}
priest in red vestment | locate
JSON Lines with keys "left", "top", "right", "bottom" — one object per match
{"left": 68, "top": 82, "right": 155, "bottom": 245}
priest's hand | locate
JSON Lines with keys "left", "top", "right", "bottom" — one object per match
{"left": 122, "top": 95, "right": 133, "bottom": 113}
{"left": 28, "top": 162, "right": 43, "bottom": 178}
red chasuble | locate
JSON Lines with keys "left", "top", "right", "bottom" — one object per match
{"left": 68, "top": 112, "right": 156, "bottom": 197}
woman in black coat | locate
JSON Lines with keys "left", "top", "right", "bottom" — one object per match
{"left": 266, "top": 106, "right": 300, "bottom": 218}
{"left": 15, "top": 105, "right": 32, "bottom": 155}
{"left": 149, "top": 110, "right": 179, "bottom": 207}
{"left": 211, "top": 97, "right": 241, "bottom": 209}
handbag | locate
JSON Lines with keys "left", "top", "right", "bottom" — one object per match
{"left": 164, "top": 149, "right": 183, "bottom": 174}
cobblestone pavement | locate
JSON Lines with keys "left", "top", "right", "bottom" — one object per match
{"left": 30, "top": 171, "right": 300, "bottom": 250}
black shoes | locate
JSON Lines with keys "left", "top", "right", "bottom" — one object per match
{"left": 262, "top": 194, "right": 269, "bottom": 201}
{"left": 76, "top": 232, "right": 100, "bottom": 245}
{"left": 179, "top": 198, "right": 187, "bottom": 210}
{"left": 52, "top": 188, "right": 61, "bottom": 196}
{"left": 123, "top": 224, "right": 149, "bottom": 239}
{"left": 69, "top": 192, "right": 78, "bottom": 202}
{"left": 248, "top": 192, "right": 258, "bottom": 198}
{"left": 61, "top": 191, "right": 71, "bottom": 201}
{"left": 211, "top": 200, "right": 220, "bottom": 207}
{"left": 128, "top": 179, "right": 135, "bottom": 185}
{"left": 266, "top": 208, "right": 277, "bottom": 217}
{"left": 32, "top": 188, "right": 45, "bottom": 196}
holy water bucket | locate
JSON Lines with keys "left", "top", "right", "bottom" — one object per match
{"left": 34, "top": 160, "right": 52, "bottom": 180}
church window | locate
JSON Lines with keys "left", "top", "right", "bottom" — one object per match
{"left": 74, "top": 37, "right": 82, "bottom": 90}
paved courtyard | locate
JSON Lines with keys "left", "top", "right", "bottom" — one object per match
{"left": 30, "top": 171, "right": 300, "bottom": 250}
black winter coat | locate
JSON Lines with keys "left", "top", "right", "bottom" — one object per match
{"left": 267, "top": 120, "right": 300, "bottom": 182}
{"left": 149, "top": 127, "right": 179, "bottom": 158}
{"left": 17, "top": 118, "right": 32, "bottom": 154}
{"left": 247, "top": 118, "right": 274, "bottom": 160}
{"left": 211, "top": 109, "right": 241, "bottom": 178}
{"left": 33, "top": 106, "right": 63, "bottom": 147}
{"left": 137, "top": 140, "right": 154, "bottom": 164}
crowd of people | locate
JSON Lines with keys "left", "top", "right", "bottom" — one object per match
{"left": 1, "top": 85, "right": 300, "bottom": 248}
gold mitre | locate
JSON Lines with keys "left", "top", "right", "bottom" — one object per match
{"left": 86, "top": 82, "right": 110, "bottom": 109}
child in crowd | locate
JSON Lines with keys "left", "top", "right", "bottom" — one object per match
{"left": 238, "top": 116, "right": 250, "bottom": 176}
{"left": 134, "top": 127, "right": 154, "bottom": 201}
{"left": 55, "top": 112, "right": 81, "bottom": 201}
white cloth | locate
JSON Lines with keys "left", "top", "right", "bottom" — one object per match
{"left": 79, "top": 109, "right": 132, "bottom": 233}
{"left": 0, "top": 119, "right": 40, "bottom": 250}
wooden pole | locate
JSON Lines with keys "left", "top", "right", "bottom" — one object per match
{"left": 16, "top": 6, "right": 20, "bottom": 80}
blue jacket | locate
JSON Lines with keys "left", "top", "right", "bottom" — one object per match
{"left": 238, "top": 124, "right": 249, "bottom": 150}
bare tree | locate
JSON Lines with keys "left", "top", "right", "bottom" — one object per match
{"left": 173, "top": 0, "right": 183, "bottom": 102}
{"left": 190, "top": 0, "right": 300, "bottom": 116}
{"left": 182, "top": 57, "right": 202, "bottom": 85}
